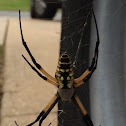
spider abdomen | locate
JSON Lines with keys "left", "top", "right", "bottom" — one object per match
{"left": 55, "top": 53, "right": 74, "bottom": 89}
{"left": 58, "top": 87, "right": 74, "bottom": 102}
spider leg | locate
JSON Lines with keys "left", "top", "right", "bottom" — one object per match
{"left": 72, "top": 95, "right": 93, "bottom": 126}
{"left": 74, "top": 10, "right": 100, "bottom": 86}
{"left": 74, "top": 80, "right": 84, "bottom": 88}
{"left": 15, "top": 121, "right": 19, "bottom": 126}
{"left": 27, "top": 94, "right": 60, "bottom": 126}
{"left": 74, "top": 69, "right": 90, "bottom": 84}
{"left": 22, "top": 55, "right": 58, "bottom": 87}
{"left": 19, "top": 10, "right": 57, "bottom": 83}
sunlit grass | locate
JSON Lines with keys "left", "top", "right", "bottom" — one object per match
{"left": 0, "top": 0, "right": 30, "bottom": 11}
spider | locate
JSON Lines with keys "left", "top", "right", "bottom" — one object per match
{"left": 18, "top": 9, "right": 99, "bottom": 126}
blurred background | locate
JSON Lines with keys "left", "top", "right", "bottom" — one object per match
{"left": 0, "top": 0, "right": 62, "bottom": 19}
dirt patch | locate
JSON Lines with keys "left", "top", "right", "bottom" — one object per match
{"left": 0, "top": 46, "right": 4, "bottom": 122}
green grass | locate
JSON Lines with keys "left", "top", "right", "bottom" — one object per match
{"left": 0, "top": 0, "right": 30, "bottom": 11}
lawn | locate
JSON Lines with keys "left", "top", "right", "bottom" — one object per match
{"left": 0, "top": 0, "right": 30, "bottom": 11}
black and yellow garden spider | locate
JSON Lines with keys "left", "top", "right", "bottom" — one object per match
{"left": 18, "top": 9, "right": 99, "bottom": 126}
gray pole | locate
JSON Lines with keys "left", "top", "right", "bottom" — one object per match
{"left": 90, "top": 0, "right": 126, "bottom": 126}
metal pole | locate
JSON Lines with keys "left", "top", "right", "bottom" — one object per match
{"left": 90, "top": 0, "right": 126, "bottom": 126}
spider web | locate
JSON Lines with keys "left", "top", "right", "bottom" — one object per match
{"left": 58, "top": 2, "right": 94, "bottom": 126}
{"left": 14, "top": 0, "right": 126, "bottom": 126}
{"left": 48, "top": 0, "right": 126, "bottom": 126}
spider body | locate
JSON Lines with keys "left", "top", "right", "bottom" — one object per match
{"left": 56, "top": 53, "right": 75, "bottom": 102}
{"left": 18, "top": 10, "right": 100, "bottom": 126}
{"left": 58, "top": 87, "right": 74, "bottom": 102}
{"left": 55, "top": 53, "right": 74, "bottom": 89}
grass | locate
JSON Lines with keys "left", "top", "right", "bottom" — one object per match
{"left": 0, "top": 0, "right": 30, "bottom": 11}
{"left": 0, "top": 46, "right": 4, "bottom": 123}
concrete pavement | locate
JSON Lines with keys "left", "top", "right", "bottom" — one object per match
{"left": 1, "top": 18, "right": 61, "bottom": 126}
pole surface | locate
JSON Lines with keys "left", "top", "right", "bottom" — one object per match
{"left": 90, "top": 0, "right": 126, "bottom": 126}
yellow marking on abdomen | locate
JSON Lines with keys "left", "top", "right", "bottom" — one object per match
{"left": 67, "top": 76, "right": 70, "bottom": 80}
{"left": 61, "top": 76, "right": 64, "bottom": 81}
{"left": 60, "top": 69, "right": 65, "bottom": 72}
{"left": 55, "top": 72, "right": 61, "bottom": 77}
